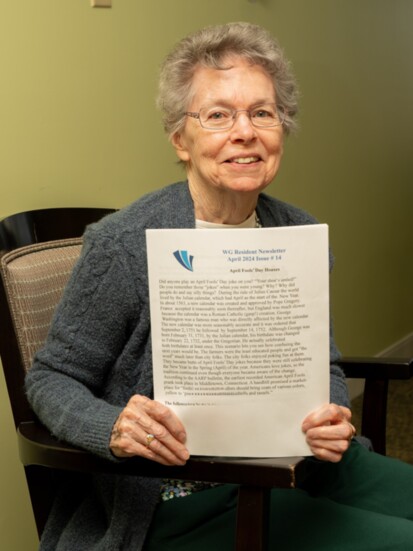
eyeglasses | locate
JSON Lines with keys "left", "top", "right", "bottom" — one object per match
{"left": 185, "top": 104, "right": 285, "bottom": 131}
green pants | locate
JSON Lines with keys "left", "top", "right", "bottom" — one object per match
{"left": 144, "top": 442, "right": 413, "bottom": 550}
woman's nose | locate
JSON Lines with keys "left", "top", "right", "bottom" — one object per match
{"left": 230, "top": 111, "right": 257, "bottom": 142}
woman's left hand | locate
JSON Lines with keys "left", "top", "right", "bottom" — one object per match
{"left": 302, "top": 403, "right": 356, "bottom": 462}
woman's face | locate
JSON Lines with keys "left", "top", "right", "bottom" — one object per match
{"left": 172, "top": 57, "right": 284, "bottom": 199}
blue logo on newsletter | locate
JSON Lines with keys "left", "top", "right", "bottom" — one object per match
{"left": 173, "top": 250, "right": 194, "bottom": 272}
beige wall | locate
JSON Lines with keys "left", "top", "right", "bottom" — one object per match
{"left": 1, "top": 1, "right": 412, "bottom": 548}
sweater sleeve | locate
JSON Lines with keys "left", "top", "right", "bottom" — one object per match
{"left": 328, "top": 255, "right": 350, "bottom": 409}
{"left": 329, "top": 325, "right": 350, "bottom": 409}
{"left": 25, "top": 227, "right": 141, "bottom": 461}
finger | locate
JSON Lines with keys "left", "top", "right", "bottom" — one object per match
{"left": 348, "top": 423, "right": 357, "bottom": 440}
{"left": 309, "top": 445, "right": 346, "bottom": 463}
{"left": 114, "top": 438, "right": 187, "bottom": 466}
{"left": 307, "top": 403, "right": 351, "bottom": 426}
{"left": 143, "top": 432, "right": 190, "bottom": 465}
{"left": 134, "top": 395, "right": 187, "bottom": 443}
{"left": 131, "top": 406, "right": 189, "bottom": 459}
{"left": 111, "top": 422, "right": 189, "bottom": 465}
{"left": 305, "top": 421, "right": 356, "bottom": 442}
{"left": 307, "top": 435, "right": 351, "bottom": 454}
{"left": 302, "top": 404, "right": 351, "bottom": 431}
{"left": 306, "top": 431, "right": 352, "bottom": 462}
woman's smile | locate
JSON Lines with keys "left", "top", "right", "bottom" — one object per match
{"left": 224, "top": 155, "right": 261, "bottom": 164}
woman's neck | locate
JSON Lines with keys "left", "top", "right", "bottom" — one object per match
{"left": 189, "top": 181, "right": 259, "bottom": 225}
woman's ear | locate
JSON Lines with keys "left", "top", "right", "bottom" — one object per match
{"left": 171, "top": 131, "right": 190, "bottom": 163}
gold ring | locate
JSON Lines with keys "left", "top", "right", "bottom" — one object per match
{"left": 348, "top": 423, "right": 356, "bottom": 441}
{"left": 146, "top": 434, "right": 155, "bottom": 448}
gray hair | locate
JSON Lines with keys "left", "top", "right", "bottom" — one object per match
{"left": 157, "top": 22, "right": 299, "bottom": 139}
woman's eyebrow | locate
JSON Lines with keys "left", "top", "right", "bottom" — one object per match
{"left": 200, "top": 97, "right": 276, "bottom": 109}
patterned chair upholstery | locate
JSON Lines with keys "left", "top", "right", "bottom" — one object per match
{"left": 1, "top": 239, "right": 82, "bottom": 374}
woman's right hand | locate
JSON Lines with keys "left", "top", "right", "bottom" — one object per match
{"left": 110, "top": 394, "right": 190, "bottom": 466}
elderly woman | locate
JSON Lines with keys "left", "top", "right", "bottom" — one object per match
{"left": 26, "top": 22, "right": 413, "bottom": 551}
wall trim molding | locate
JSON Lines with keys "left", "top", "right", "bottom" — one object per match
{"left": 348, "top": 332, "right": 413, "bottom": 400}
{"left": 377, "top": 332, "right": 413, "bottom": 359}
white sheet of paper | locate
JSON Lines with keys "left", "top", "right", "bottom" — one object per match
{"left": 146, "top": 225, "right": 330, "bottom": 457}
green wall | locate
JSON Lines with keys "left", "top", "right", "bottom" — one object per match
{"left": 0, "top": 1, "right": 412, "bottom": 548}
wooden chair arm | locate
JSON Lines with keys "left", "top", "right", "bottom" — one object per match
{"left": 18, "top": 421, "right": 305, "bottom": 487}
{"left": 338, "top": 357, "right": 413, "bottom": 379}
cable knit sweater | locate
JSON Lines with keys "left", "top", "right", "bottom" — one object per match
{"left": 26, "top": 181, "right": 349, "bottom": 550}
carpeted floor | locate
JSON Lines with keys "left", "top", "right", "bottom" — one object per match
{"left": 351, "top": 377, "right": 413, "bottom": 464}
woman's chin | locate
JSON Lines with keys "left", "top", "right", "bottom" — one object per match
{"left": 219, "top": 178, "right": 271, "bottom": 195}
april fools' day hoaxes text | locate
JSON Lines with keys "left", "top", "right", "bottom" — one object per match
{"left": 158, "top": 277, "right": 312, "bottom": 398}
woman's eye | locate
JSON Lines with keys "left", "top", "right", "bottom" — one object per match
{"left": 254, "top": 110, "right": 272, "bottom": 118}
{"left": 208, "top": 111, "right": 227, "bottom": 120}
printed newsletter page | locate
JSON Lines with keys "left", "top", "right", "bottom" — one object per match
{"left": 146, "top": 225, "right": 329, "bottom": 457}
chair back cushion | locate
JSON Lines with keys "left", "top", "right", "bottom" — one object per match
{"left": 0, "top": 238, "right": 82, "bottom": 373}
